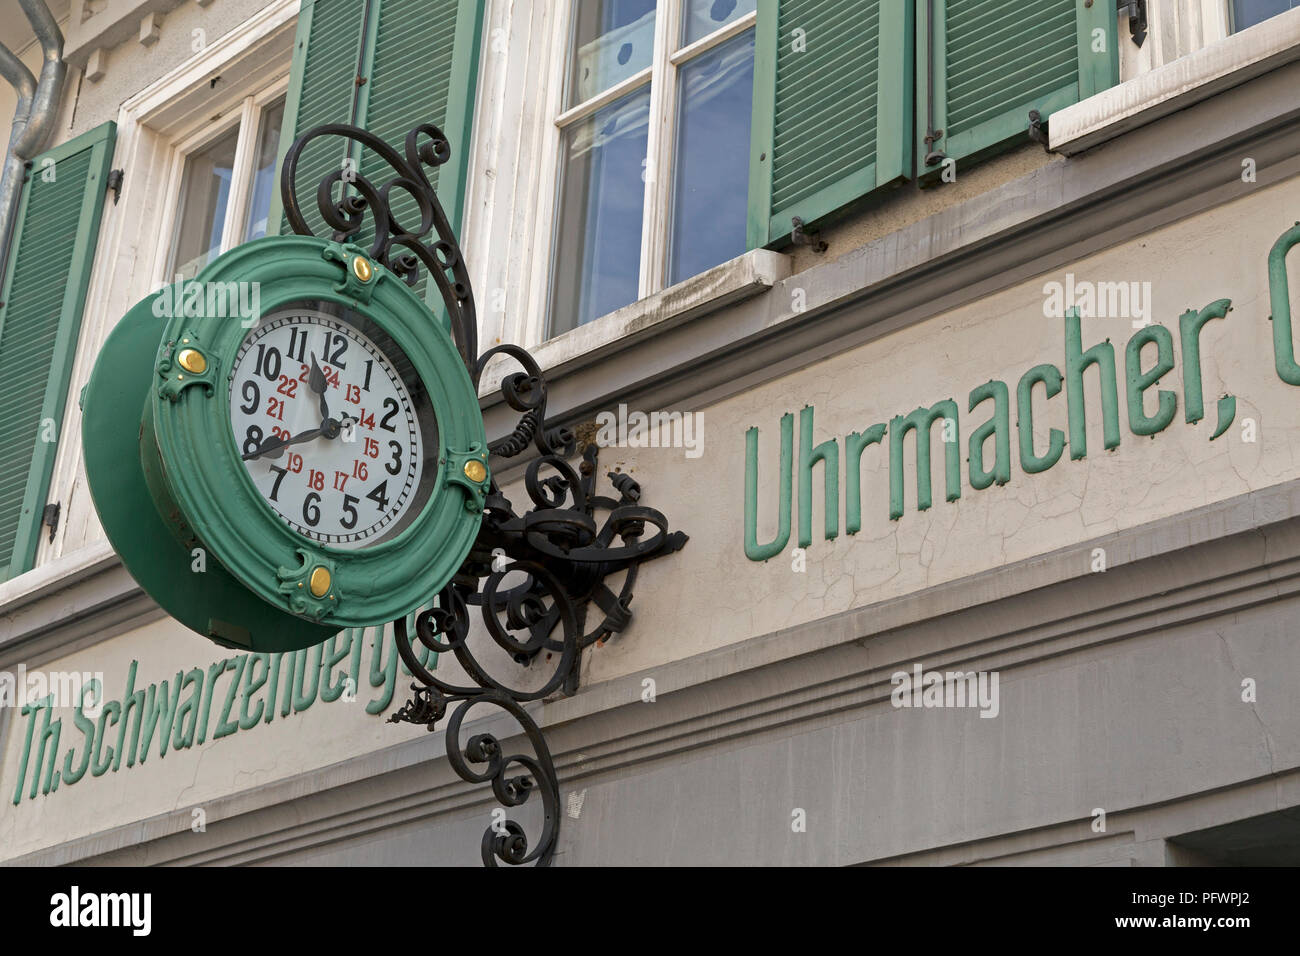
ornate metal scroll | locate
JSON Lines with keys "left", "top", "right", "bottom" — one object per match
{"left": 280, "top": 123, "right": 688, "bottom": 866}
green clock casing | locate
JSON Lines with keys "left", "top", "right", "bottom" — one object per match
{"left": 82, "top": 235, "right": 489, "bottom": 652}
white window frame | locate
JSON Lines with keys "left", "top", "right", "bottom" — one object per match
{"left": 38, "top": 0, "right": 299, "bottom": 567}
{"left": 152, "top": 77, "right": 290, "bottom": 285}
{"left": 545, "top": 0, "right": 759, "bottom": 338}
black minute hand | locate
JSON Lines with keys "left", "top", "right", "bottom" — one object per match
{"left": 309, "top": 353, "right": 330, "bottom": 420}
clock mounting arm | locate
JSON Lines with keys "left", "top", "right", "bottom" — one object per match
{"left": 280, "top": 121, "right": 688, "bottom": 867}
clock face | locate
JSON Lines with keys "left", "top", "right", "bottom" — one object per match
{"left": 228, "top": 302, "right": 438, "bottom": 550}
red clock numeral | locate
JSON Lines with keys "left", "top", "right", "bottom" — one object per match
{"left": 286, "top": 452, "right": 304, "bottom": 474}
{"left": 352, "top": 460, "right": 369, "bottom": 481}
{"left": 271, "top": 426, "right": 290, "bottom": 441}
{"left": 356, "top": 409, "right": 376, "bottom": 430}
{"left": 267, "top": 396, "right": 285, "bottom": 421}
{"left": 276, "top": 375, "right": 299, "bottom": 398}
{"left": 345, "top": 383, "right": 362, "bottom": 404}
{"left": 333, "top": 471, "right": 349, "bottom": 491}
{"left": 308, "top": 469, "right": 325, "bottom": 491}
{"left": 363, "top": 437, "right": 379, "bottom": 459}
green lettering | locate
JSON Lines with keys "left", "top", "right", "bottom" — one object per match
{"left": 1017, "top": 364, "right": 1065, "bottom": 474}
{"left": 845, "top": 424, "right": 887, "bottom": 535}
{"left": 214, "top": 655, "right": 247, "bottom": 739}
{"left": 797, "top": 405, "right": 838, "bottom": 546}
{"left": 1126, "top": 324, "right": 1177, "bottom": 436}
{"left": 171, "top": 668, "right": 203, "bottom": 750}
{"left": 743, "top": 414, "right": 792, "bottom": 561}
{"left": 240, "top": 653, "right": 270, "bottom": 729}
{"left": 889, "top": 400, "right": 960, "bottom": 520}
{"left": 1179, "top": 299, "right": 1232, "bottom": 423}
{"left": 1064, "top": 308, "right": 1121, "bottom": 459}
{"left": 968, "top": 380, "right": 1011, "bottom": 490}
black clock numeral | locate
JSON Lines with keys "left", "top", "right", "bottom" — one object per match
{"left": 255, "top": 344, "right": 282, "bottom": 381}
{"left": 268, "top": 465, "right": 287, "bottom": 502}
{"left": 340, "top": 494, "right": 359, "bottom": 529}
{"left": 303, "top": 492, "right": 321, "bottom": 527}
{"left": 239, "top": 380, "right": 259, "bottom": 414}
{"left": 327, "top": 332, "right": 348, "bottom": 368}
{"left": 366, "top": 480, "right": 390, "bottom": 512}
{"left": 362, "top": 360, "right": 373, "bottom": 392}
{"left": 242, "top": 425, "right": 264, "bottom": 457}
{"left": 320, "top": 330, "right": 348, "bottom": 369}
{"left": 287, "top": 328, "right": 307, "bottom": 363}
{"left": 379, "top": 397, "right": 399, "bottom": 432}
{"left": 386, "top": 440, "right": 402, "bottom": 476}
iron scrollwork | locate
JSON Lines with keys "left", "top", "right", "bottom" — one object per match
{"left": 280, "top": 122, "right": 687, "bottom": 866}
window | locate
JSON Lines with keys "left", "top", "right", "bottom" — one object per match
{"left": 167, "top": 91, "right": 285, "bottom": 279}
{"left": 1231, "top": 0, "right": 1300, "bottom": 30}
{"left": 550, "top": 0, "right": 758, "bottom": 336}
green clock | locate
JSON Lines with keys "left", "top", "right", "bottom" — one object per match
{"left": 82, "top": 235, "right": 489, "bottom": 652}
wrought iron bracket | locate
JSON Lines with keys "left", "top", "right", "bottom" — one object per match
{"left": 280, "top": 122, "right": 688, "bottom": 867}
{"left": 1118, "top": 0, "right": 1148, "bottom": 48}
{"left": 791, "top": 216, "right": 828, "bottom": 253}
{"left": 1027, "top": 109, "right": 1053, "bottom": 152}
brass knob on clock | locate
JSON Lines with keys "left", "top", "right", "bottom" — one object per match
{"left": 176, "top": 348, "right": 207, "bottom": 374}
{"left": 308, "top": 566, "right": 331, "bottom": 597}
{"left": 352, "top": 256, "right": 373, "bottom": 282}
{"left": 463, "top": 459, "right": 487, "bottom": 483}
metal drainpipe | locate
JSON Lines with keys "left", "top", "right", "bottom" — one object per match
{"left": 0, "top": 0, "right": 66, "bottom": 287}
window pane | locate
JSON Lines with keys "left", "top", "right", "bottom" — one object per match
{"left": 682, "top": 0, "right": 757, "bottom": 46}
{"left": 1232, "top": 0, "right": 1297, "bottom": 30}
{"left": 570, "top": 0, "right": 656, "bottom": 106}
{"left": 170, "top": 125, "right": 240, "bottom": 279}
{"left": 551, "top": 88, "right": 651, "bottom": 335}
{"left": 243, "top": 98, "right": 286, "bottom": 242}
{"left": 669, "top": 30, "right": 753, "bottom": 287}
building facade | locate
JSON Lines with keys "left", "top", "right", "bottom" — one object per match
{"left": 3, "top": 0, "right": 1300, "bottom": 865}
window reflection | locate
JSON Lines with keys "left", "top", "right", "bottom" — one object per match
{"left": 669, "top": 31, "right": 754, "bottom": 286}
{"left": 551, "top": 88, "right": 652, "bottom": 333}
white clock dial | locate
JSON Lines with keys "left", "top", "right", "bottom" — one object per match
{"left": 228, "top": 307, "right": 431, "bottom": 549}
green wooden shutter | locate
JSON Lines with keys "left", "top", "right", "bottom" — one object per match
{"left": 272, "top": 0, "right": 369, "bottom": 239}
{"left": 919, "top": 0, "right": 1117, "bottom": 171}
{"left": 0, "top": 121, "right": 116, "bottom": 580}
{"left": 271, "top": 0, "right": 484, "bottom": 299}
{"left": 357, "top": 0, "right": 485, "bottom": 302}
{"left": 748, "top": 0, "right": 914, "bottom": 248}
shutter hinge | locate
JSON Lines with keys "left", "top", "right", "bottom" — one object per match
{"left": 42, "top": 502, "right": 60, "bottom": 544}
{"left": 107, "top": 168, "right": 124, "bottom": 204}
{"left": 1028, "top": 110, "right": 1054, "bottom": 153}
{"left": 924, "top": 128, "right": 946, "bottom": 167}
{"left": 790, "top": 217, "right": 827, "bottom": 254}
{"left": 1117, "top": 0, "right": 1148, "bottom": 48}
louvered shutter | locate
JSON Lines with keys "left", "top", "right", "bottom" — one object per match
{"left": 357, "top": 0, "right": 485, "bottom": 303}
{"left": 0, "top": 122, "right": 116, "bottom": 580}
{"left": 748, "top": 0, "right": 913, "bottom": 248}
{"left": 919, "top": 0, "right": 1117, "bottom": 171}
{"left": 273, "top": 0, "right": 369, "bottom": 238}
{"left": 272, "top": 0, "right": 484, "bottom": 305}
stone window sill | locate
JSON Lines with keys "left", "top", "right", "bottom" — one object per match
{"left": 1050, "top": 6, "right": 1300, "bottom": 155}
{"left": 478, "top": 248, "right": 791, "bottom": 401}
